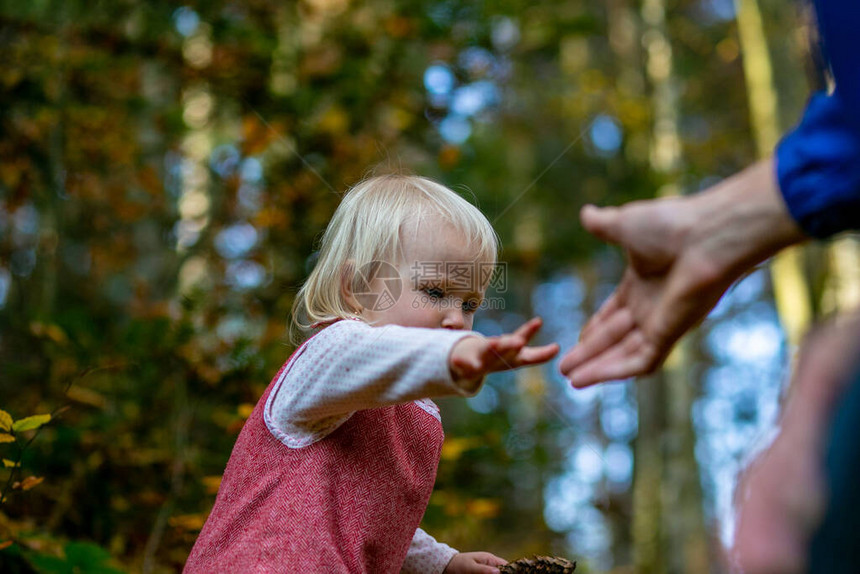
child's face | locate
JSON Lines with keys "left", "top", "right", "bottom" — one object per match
{"left": 359, "top": 218, "right": 487, "bottom": 331}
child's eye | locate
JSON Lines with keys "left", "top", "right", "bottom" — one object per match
{"left": 462, "top": 299, "right": 480, "bottom": 314}
{"left": 423, "top": 286, "right": 445, "bottom": 299}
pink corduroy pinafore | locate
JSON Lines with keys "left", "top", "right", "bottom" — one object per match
{"left": 184, "top": 349, "right": 446, "bottom": 573}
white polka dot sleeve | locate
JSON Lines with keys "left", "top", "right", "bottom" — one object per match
{"left": 402, "top": 528, "right": 459, "bottom": 574}
{"left": 264, "top": 320, "right": 482, "bottom": 447}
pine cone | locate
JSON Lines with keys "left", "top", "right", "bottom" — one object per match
{"left": 500, "top": 555, "right": 576, "bottom": 574}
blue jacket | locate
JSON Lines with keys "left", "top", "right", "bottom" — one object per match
{"left": 775, "top": 0, "right": 860, "bottom": 238}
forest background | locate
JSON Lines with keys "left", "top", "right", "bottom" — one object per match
{"left": 2, "top": 0, "right": 858, "bottom": 572}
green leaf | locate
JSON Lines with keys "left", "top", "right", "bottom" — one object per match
{"left": 65, "top": 542, "right": 124, "bottom": 573}
{"left": 12, "top": 414, "right": 51, "bottom": 433}
{"left": 25, "top": 541, "right": 125, "bottom": 574}
{"left": 27, "top": 552, "right": 71, "bottom": 573}
{"left": 65, "top": 541, "right": 111, "bottom": 564}
{"left": 0, "top": 410, "right": 11, "bottom": 432}
{"left": 0, "top": 433, "right": 15, "bottom": 444}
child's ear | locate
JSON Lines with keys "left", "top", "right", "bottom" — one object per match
{"left": 340, "top": 261, "right": 361, "bottom": 314}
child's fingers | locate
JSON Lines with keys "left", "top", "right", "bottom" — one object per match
{"left": 511, "top": 316, "right": 544, "bottom": 341}
{"left": 484, "top": 339, "right": 558, "bottom": 372}
{"left": 474, "top": 552, "right": 507, "bottom": 566}
{"left": 472, "top": 339, "right": 514, "bottom": 375}
{"left": 490, "top": 333, "right": 526, "bottom": 356}
{"left": 489, "top": 334, "right": 535, "bottom": 368}
{"left": 462, "top": 551, "right": 507, "bottom": 573}
{"left": 517, "top": 343, "right": 560, "bottom": 365}
{"left": 485, "top": 318, "right": 546, "bottom": 365}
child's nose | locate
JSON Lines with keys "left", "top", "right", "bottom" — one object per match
{"left": 441, "top": 308, "right": 466, "bottom": 330}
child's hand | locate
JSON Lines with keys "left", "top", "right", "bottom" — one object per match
{"left": 444, "top": 551, "right": 508, "bottom": 574}
{"left": 450, "top": 317, "right": 560, "bottom": 391}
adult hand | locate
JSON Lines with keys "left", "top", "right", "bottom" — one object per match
{"left": 450, "top": 317, "right": 559, "bottom": 392}
{"left": 560, "top": 160, "right": 805, "bottom": 387}
{"left": 443, "top": 551, "right": 508, "bottom": 574}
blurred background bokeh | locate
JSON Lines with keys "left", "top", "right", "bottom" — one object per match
{"left": 2, "top": 0, "right": 858, "bottom": 572}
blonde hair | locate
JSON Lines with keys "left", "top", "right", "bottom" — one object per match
{"left": 291, "top": 174, "right": 499, "bottom": 341}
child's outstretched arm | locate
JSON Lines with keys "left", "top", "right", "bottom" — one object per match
{"left": 449, "top": 317, "right": 560, "bottom": 393}
{"left": 271, "top": 318, "right": 557, "bottom": 429}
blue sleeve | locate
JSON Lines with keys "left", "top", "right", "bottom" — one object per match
{"left": 775, "top": 0, "right": 860, "bottom": 239}
{"left": 776, "top": 92, "right": 860, "bottom": 238}
{"left": 813, "top": 0, "right": 860, "bottom": 132}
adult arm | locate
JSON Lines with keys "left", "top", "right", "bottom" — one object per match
{"left": 562, "top": 4, "right": 860, "bottom": 386}
{"left": 777, "top": 0, "right": 860, "bottom": 238}
{"left": 559, "top": 160, "right": 805, "bottom": 386}
{"left": 776, "top": 91, "right": 860, "bottom": 238}
{"left": 560, "top": 0, "right": 860, "bottom": 386}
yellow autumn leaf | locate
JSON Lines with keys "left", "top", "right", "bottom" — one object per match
{"left": 442, "top": 497, "right": 464, "bottom": 517}
{"left": 237, "top": 403, "right": 254, "bottom": 419}
{"left": 66, "top": 386, "right": 107, "bottom": 409}
{"left": 0, "top": 434, "right": 15, "bottom": 444}
{"left": 440, "top": 437, "right": 482, "bottom": 462}
{"left": 2, "top": 459, "right": 20, "bottom": 468}
{"left": 466, "top": 498, "right": 502, "bottom": 519}
{"left": 202, "top": 475, "right": 222, "bottom": 495}
{"left": 13, "top": 476, "right": 44, "bottom": 491}
{"left": 27, "top": 322, "right": 67, "bottom": 342}
{"left": 44, "top": 324, "right": 68, "bottom": 344}
{"left": 22, "top": 476, "right": 44, "bottom": 491}
{"left": 12, "top": 414, "right": 51, "bottom": 433}
{"left": 318, "top": 105, "right": 349, "bottom": 135}
{"left": 0, "top": 410, "right": 12, "bottom": 432}
{"left": 168, "top": 513, "right": 208, "bottom": 531}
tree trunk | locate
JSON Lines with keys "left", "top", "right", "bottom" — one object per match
{"left": 734, "top": 0, "right": 813, "bottom": 348}
{"left": 606, "top": 0, "right": 645, "bottom": 566}
{"left": 632, "top": 374, "right": 666, "bottom": 573}
{"left": 636, "top": 0, "right": 710, "bottom": 571}
{"left": 662, "top": 342, "right": 711, "bottom": 574}
{"left": 821, "top": 237, "right": 860, "bottom": 315}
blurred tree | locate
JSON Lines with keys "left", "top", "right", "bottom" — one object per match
{"left": 735, "top": 0, "right": 813, "bottom": 349}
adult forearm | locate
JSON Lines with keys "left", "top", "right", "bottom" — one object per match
{"left": 686, "top": 159, "right": 807, "bottom": 281}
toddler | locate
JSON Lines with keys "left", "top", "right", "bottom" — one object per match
{"left": 185, "top": 174, "right": 559, "bottom": 573}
